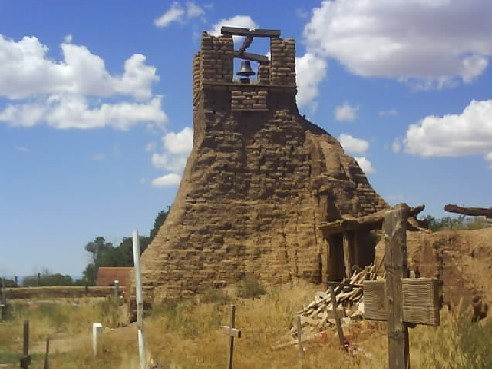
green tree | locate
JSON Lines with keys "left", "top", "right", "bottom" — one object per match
{"left": 150, "top": 207, "right": 170, "bottom": 241}
{"left": 83, "top": 237, "right": 113, "bottom": 285}
{"left": 82, "top": 207, "right": 170, "bottom": 284}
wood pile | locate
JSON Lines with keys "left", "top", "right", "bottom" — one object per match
{"left": 292, "top": 266, "right": 381, "bottom": 338}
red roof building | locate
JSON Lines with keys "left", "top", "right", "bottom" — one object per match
{"left": 96, "top": 267, "right": 133, "bottom": 287}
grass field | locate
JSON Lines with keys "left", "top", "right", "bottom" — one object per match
{"left": 1, "top": 280, "right": 490, "bottom": 369}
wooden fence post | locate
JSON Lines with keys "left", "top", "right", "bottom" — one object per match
{"left": 384, "top": 203, "right": 409, "bottom": 369}
{"left": 20, "top": 320, "right": 31, "bottom": 369}
{"left": 0, "top": 277, "right": 7, "bottom": 320}
{"left": 43, "top": 336, "right": 50, "bottom": 369}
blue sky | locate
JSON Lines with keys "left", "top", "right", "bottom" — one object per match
{"left": 1, "top": 0, "right": 491, "bottom": 277}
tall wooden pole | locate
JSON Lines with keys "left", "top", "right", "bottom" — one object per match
{"left": 384, "top": 204, "right": 410, "bottom": 369}
{"left": 133, "top": 231, "right": 147, "bottom": 369}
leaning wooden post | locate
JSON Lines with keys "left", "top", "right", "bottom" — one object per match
{"left": 221, "top": 304, "right": 242, "bottom": 369}
{"left": 133, "top": 231, "right": 147, "bottom": 369}
{"left": 20, "top": 320, "right": 31, "bottom": 369}
{"left": 384, "top": 203, "right": 409, "bottom": 369}
{"left": 296, "top": 315, "right": 304, "bottom": 357}
{"left": 329, "top": 285, "right": 346, "bottom": 349}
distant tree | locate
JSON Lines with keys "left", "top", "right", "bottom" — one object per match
{"left": 81, "top": 207, "right": 170, "bottom": 285}
{"left": 150, "top": 207, "right": 170, "bottom": 241}
{"left": 22, "top": 269, "right": 75, "bottom": 286}
{"left": 422, "top": 215, "right": 489, "bottom": 232}
{"left": 83, "top": 237, "right": 113, "bottom": 285}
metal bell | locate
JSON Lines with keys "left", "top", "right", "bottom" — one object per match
{"left": 237, "top": 60, "right": 255, "bottom": 77}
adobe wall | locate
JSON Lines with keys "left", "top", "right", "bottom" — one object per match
{"left": 139, "top": 31, "right": 387, "bottom": 303}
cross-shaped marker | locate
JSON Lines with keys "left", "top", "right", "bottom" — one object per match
{"left": 221, "top": 304, "right": 242, "bottom": 369}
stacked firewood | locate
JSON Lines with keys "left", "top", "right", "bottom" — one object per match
{"left": 292, "top": 266, "right": 381, "bottom": 337}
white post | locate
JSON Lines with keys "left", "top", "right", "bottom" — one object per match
{"left": 133, "top": 231, "right": 147, "bottom": 369}
{"left": 92, "top": 322, "right": 103, "bottom": 356}
{"left": 114, "top": 280, "right": 120, "bottom": 298}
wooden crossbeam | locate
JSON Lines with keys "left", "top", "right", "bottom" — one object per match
{"left": 444, "top": 204, "right": 492, "bottom": 218}
{"left": 221, "top": 325, "right": 241, "bottom": 338}
{"left": 220, "top": 26, "right": 280, "bottom": 38}
{"left": 233, "top": 51, "right": 269, "bottom": 63}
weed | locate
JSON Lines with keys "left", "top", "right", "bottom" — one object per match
{"left": 199, "top": 288, "right": 230, "bottom": 304}
{"left": 236, "top": 275, "right": 266, "bottom": 299}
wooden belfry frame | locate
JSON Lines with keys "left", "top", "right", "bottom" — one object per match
{"left": 220, "top": 26, "right": 281, "bottom": 64}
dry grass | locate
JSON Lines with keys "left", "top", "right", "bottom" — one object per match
{"left": 1, "top": 282, "right": 490, "bottom": 369}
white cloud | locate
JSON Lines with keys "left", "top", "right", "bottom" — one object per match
{"left": 403, "top": 100, "right": 492, "bottom": 167}
{"left": 334, "top": 103, "right": 358, "bottom": 122}
{"left": 15, "top": 146, "right": 30, "bottom": 152}
{"left": 151, "top": 127, "right": 193, "bottom": 185}
{"left": 339, "top": 134, "right": 369, "bottom": 154}
{"left": 295, "top": 53, "right": 327, "bottom": 111}
{"left": 154, "top": 2, "right": 185, "bottom": 27}
{"left": 0, "top": 95, "right": 166, "bottom": 130}
{"left": 186, "top": 2, "right": 205, "bottom": 18}
{"left": 152, "top": 173, "right": 182, "bottom": 187}
{"left": 0, "top": 35, "right": 166, "bottom": 130}
{"left": 303, "top": 0, "right": 492, "bottom": 87}
{"left": 154, "top": 1, "right": 205, "bottom": 28}
{"left": 355, "top": 156, "right": 374, "bottom": 174}
{"left": 486, "top": 152, "right": 492, "bottom": 169}
{"left": 0, "top": 36, "right": 158, "bottom": 100}
{"left": 208, "top": 15, "right": 258, "bottom": 43}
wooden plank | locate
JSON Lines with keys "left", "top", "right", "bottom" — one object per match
{"left": 384, "top": 204, "right": 409, "bottom": 369}
{"left": 364, "top": 278, "right": 441, "bottom": 326}
{"left": 363, "top": 280, "right": 387, "bottom": 321}
{"left": 402, "top": 279, "right": 440, "bottom": 326}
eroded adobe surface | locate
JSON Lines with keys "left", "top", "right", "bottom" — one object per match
{"left": 139, "top": 30, "right": 387, "bottom": 303}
